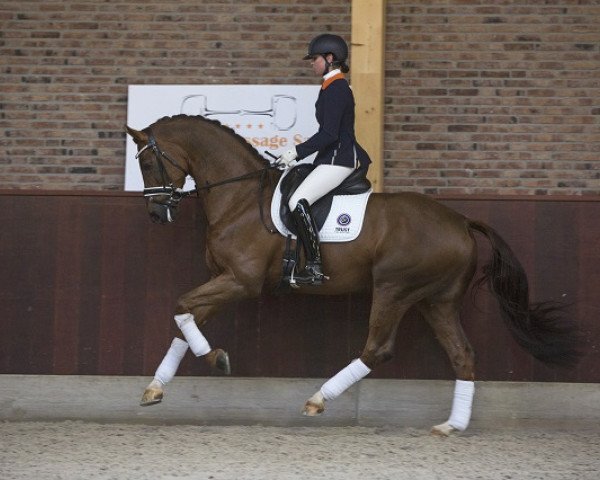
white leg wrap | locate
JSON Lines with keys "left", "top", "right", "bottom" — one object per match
{"left": 320, "top": 359, "right": 371, "bottom": 401}
{"left": 174, "top": 313, "right": 211, "bottom": 357}
{"left": 153, "top": 337, "right": 189, "bottom": 385}
{"left": 447, "top": 379, "right": 475, "bottom": 431}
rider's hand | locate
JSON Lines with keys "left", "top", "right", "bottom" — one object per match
{"left": 277, "top": 148, "right": 298, "bottom": 169}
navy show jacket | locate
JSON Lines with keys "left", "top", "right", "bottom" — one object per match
{"left": 295, "top": 73, "right": 371, "bottom": 169}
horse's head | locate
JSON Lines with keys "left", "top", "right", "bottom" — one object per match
{"left": 126, "top": 125, "right": 189, "bottom": 224}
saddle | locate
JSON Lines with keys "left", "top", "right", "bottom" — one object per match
{"left": 273, "top": 164, "right": 372, "bottom": 291}
{"left": 278, "top": 164, "right": 371, "bottom": 235}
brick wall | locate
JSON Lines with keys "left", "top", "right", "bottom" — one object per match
{"left": 1, "top": 0, "right": 598, "bottom": 194}
{"left": 385, "top": 0, "right": 599, "bottom": 195}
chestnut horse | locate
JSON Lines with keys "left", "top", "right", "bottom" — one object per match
{"left": 126, "top": 115, "right": 580, "bottom": 435}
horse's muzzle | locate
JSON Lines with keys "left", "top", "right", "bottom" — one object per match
{"left": 146, "top": 199, "right": 177, "bottom": 224}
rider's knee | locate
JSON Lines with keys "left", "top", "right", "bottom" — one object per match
{"left": 288, "top": 195, "right": 306, "bottom": 211}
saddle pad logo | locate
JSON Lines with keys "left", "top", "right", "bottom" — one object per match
{"left": 337, "top": 213, "right": 351, "bottom": 226}
{"left": 336, "top": 213, "right": 352, "bottom": 232}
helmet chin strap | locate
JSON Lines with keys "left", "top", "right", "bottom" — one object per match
{"left": 320, "top": 54, "right": 332, "bottom": 76}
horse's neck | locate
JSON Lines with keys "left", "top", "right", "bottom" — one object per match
{"left": 187, "top": 123, "right": 266, "bottom": 226}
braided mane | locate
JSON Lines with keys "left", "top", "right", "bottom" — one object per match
{"left": 149, "top": 114, "right": 270, "bottom": 166}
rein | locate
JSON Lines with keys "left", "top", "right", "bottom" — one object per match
{"left": 137, "top": 132, "right": 278, "bottom": 232}
{"left": 194, "top": 166, "right": 278, "bottom": 234}
{"left": 193, "top": 168, "right": 268, "bottom": 193}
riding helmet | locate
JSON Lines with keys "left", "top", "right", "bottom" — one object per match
{"left": 303, "top": 34, "right": 349, "bottom": 62}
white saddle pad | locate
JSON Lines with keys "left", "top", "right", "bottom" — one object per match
{"left": 270, "top": 170, "right": 373, "bottom": 243}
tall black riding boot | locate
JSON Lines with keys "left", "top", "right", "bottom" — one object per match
{"left": 291, "top": 199, "right": 327, "bottom": 285}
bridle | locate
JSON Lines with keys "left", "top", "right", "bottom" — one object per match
{"left": 136, "top": 131, "right": 278, "bottom": 231}
{"left": 135, "top": 134, "right": 192, "bottom": 217}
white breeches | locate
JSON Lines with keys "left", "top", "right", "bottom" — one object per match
{"left": 288, "top": 164, "right": 354, "bottom": 210}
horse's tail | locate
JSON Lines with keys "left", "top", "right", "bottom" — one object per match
{"left": 468, "top": 219, "right": 583, "bottom": 368}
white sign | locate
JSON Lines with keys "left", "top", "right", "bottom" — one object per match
{"left": 125, "top": 85, "right": 319, "bottom": 191}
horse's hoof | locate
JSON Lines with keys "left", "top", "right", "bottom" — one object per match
{"left": 215, "top": 349, "right": 231, "bottom": 375}
{"left": 207, "top": 349, "right": 231, "bottom": 375}
{"left": 140, "top": 387, "right": 163, "bottom": 407}
{"left": 431, "top": 421, "right": 456, "bottom": 437}
{"left": 302, "top": 400, "right": 325, "bottom": 416}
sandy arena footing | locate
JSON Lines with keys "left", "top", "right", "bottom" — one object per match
{"left": 1, "top": 376, "right": 599, "bottom": 479}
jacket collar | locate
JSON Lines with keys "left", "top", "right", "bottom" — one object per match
{"left": 322, "top": 69, "right": 344, "bottom": 90}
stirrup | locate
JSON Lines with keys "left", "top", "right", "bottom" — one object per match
{"left": 289, "top": 263, "right": 329, "bottom": 287}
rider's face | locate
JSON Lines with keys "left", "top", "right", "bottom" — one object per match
{"left": 310, "top": 54, "right": 333, "bottom": 76}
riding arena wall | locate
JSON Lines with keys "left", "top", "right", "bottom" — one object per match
{"left": 0, "top": 191, "right": 598, "bottom": 383}
{"left": 0, "top": 2, "right": 599, "bottom": 383}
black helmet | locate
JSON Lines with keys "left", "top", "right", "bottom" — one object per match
{"left": 303, "top": 34, "right": 348, "bottom": 62}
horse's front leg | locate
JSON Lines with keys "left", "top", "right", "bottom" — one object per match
{"left": 140, "top": 272, "right": 253, "bottom": 406}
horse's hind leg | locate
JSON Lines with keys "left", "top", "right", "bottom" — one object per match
{"left": 303, "top": 286, "right": 410, "bottom": 416}
{"left": 417, "top": 300, "right": 476, "bottom": 436}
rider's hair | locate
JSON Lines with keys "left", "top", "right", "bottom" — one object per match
{"left": 337, "top": 60, "right": 350, "bottom": 73}
{"left": 326, "top": 54, "right": 349, "bottom": 73}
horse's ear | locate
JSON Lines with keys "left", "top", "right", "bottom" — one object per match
{"left": 125, "top": 125, "right": 148, "bottom": 145}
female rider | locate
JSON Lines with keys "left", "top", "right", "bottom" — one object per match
{"left": 277, "top": 33, "right": 371, "bottom": 285}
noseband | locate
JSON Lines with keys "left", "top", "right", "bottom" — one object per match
{"left": 135, "top": 131, "right": 278, "bottom": 231}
